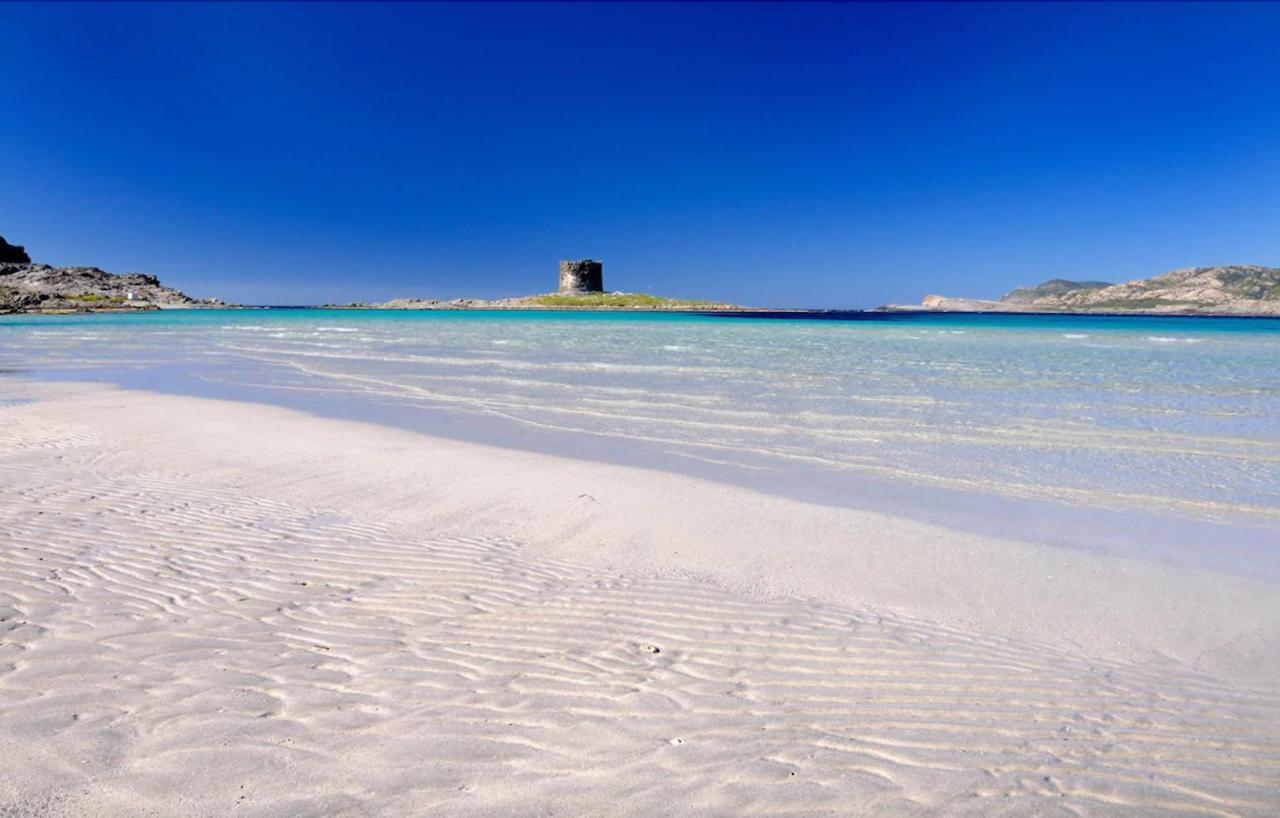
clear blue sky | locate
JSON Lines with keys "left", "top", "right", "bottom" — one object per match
{"left": 1, "top": 2, "right": 1278, "bottom": 307}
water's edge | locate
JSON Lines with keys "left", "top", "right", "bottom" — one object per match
{"left": 4, "top": 308, "right": 1278, "bottom": 580}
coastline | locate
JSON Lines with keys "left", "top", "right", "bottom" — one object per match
{"left": 11, "top": 302, "right": 1280, "bottom": 319}
{"left": 3, "top": 377, "right": 1279, "bottom": 814}
{"left": 876, "top": 304, "right": 1280, "bottom": 318}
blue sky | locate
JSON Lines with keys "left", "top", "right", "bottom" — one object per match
{"left": 1, "top": 2, "right": 1278, "bottom": 307}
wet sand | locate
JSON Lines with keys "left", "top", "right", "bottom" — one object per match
{"left": 2, "top": 380, "right": 1279, "bottom": 816}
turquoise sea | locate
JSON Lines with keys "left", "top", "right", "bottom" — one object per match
{"left": 4, "top": 308, "right": 1279, "bottom": 574}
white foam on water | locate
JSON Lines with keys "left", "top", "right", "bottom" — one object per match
{"left": 6, "top": 311, "right": 1279, "bottom": 531}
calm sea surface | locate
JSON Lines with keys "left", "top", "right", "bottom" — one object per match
{"left": 4, "top": 309, "right": 1279, "bottom": 571}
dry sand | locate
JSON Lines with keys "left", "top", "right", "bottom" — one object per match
{"left": 2, "top": 380, "right": 1278, "bottom": 816}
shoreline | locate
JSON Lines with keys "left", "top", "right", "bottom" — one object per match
{"left": 4, "top": 378, "right": 1280, "bottom": 813}
{"left": 5, "top": 377, "right": 1279, "bottom": 675}
{"left": 32, "top": 355, "right": 1276, "bottom": 581}
{"left": 877, "top": 305, "right": 1280, "bottom": 318}
{"left": 8, "top": 304, "right": 1280, "bottom": 320}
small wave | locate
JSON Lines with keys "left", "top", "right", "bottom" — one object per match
{"left": 1062, "top": 333, "right": 1090, "bottom": 339}
{"left": 662, "top": 345, "right": 689, "bottom": 351}
{"left": 1147, "top": 336, "right": 1202, "bottom": 344}
{"left": 317, "top": 326, "right": 360, "bottom": 333}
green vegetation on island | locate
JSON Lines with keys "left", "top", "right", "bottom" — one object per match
{"left": 64, "top": 293, "right": 128, "bottom": 304}
{"left": 523, "top": 292, "right": 726, "bottom": 309}
{"left": 362, "top": 290, "right": 746, "bottom": 311}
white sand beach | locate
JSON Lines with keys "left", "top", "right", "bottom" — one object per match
{"left": 3, "top": 379, "right": 1280, "bottom": 816}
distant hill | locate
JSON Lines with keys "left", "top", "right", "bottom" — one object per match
{"left": 1000, "top": 278, "right": 1111, "bottom": 304}
{"left": 904, "top": 265, "right": 1280, "bottom": 315}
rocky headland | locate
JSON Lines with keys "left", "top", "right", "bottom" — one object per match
{"left": 0, "top": 236, "right": 221, "bottom": 314}
{"left": 896, "top": 264, "right": 1280, "bottom": 315}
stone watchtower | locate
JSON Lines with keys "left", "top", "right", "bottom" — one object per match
{"left": 559, "top": 259, "right": 603, "bottom": 293}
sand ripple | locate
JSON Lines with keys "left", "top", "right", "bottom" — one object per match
{"left": 2, "top": 408, "right": 1279, "bottom": 816}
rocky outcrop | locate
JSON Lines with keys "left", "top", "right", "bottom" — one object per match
{"left": 1037, "top": 265, "right": 1280, "bottom": 312}
{"left": 918, "top": 294, "right": 1009, "bottom": 311}
{"left": 0, "top": 263, "right": 220, "bottom": 313}
{"left": 0, "top": 236, "right": 31, "bottom": 264}
{"left": 906, "top": 265, "right": 1280, "bottom": 315}
{"left": 0, "top": 236, "right": 223, "bottom": 313}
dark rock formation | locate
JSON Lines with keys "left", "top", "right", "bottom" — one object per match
{"left": 0, "top": 262, "right": 219, "bottom": 313}
{"left": 559, "top": 259, "right": 603, "bottom": 293}
{"left": 0, "top": 236, "right": 31, "bottom": 264}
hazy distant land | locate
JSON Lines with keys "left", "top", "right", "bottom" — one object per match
{"left": 896, "top": 264, "right": 1280, "bottom": 315}
{"left": 6, "top": 234, "right": 1280, "bottom": 316}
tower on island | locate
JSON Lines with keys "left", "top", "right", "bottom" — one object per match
{"left": 559, "top": 259, "right": 603, "bottom": 293}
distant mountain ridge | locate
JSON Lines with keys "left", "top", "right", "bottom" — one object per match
{"left": 1001, "top": 278, "right": 1112, "bottom": 304}
{"left": 907, "top": 265, "right": 1280, "bottom": 315}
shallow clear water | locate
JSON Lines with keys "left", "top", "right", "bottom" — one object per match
{"left": 3, "top": 308, "right": 1279, "bottom": 568}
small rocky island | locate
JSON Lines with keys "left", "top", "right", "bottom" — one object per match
{"left": 332, "top": 258, "right": 745, "bottom": 311}
{"left": 0, "top": 236, "right": 220, "bottom": 314}
{"left": 898, "top": 264, "right": 1280, "bottom": 316}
